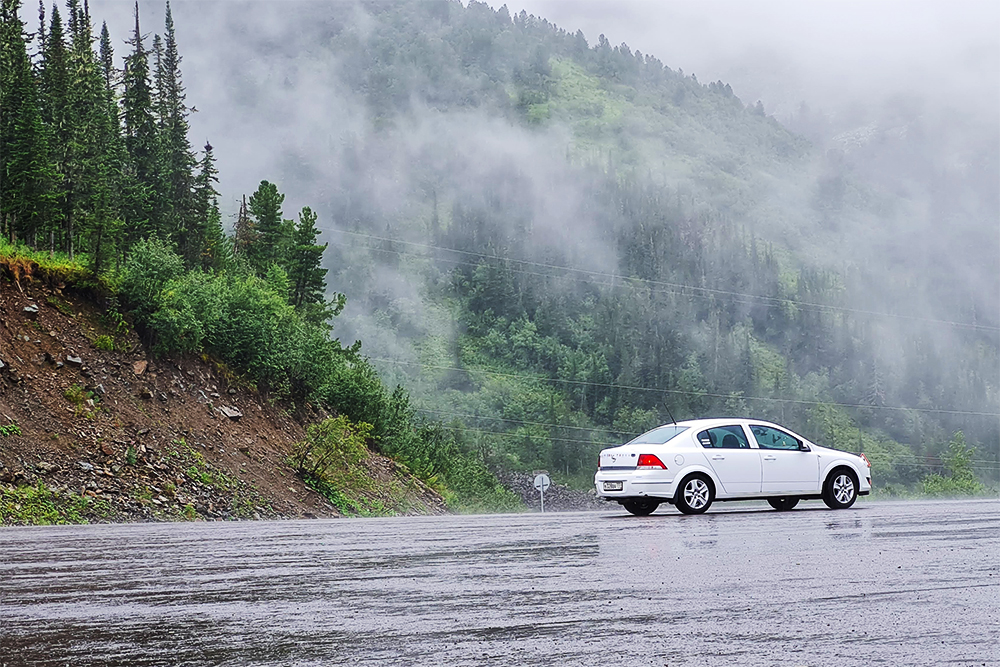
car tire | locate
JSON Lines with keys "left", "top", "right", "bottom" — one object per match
{"left": 767, "top": 497, "right": 799, "bottom": 511}
{"left": 621, "top": 498, "right": 660, "bottom": 516}
{"left": 823, "top": 468, "right": 859, "bottom": 509}
{"left": 675, "top": 474, "right": 714, "bottom": 514}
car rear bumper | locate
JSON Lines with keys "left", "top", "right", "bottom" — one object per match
{"left": 594, "top": 469, "right": 675, "bottom": 500}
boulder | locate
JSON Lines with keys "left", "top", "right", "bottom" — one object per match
{"left": 66, "top": 355, "right": 83, "bottom": 368}
{"left": 23, "top": 305, "right": 39, "bottom": 320}
{"left": 219, "top": 406, "right": 243, "bottom": 420}
{"left": 133, "top": 360, "right": 148, "bottom": 376}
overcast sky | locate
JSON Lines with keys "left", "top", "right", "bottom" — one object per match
{"left": 511, "top": 0, "right": 1000, "bottom": 124}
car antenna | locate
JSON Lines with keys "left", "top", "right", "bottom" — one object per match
{"left": 663, "top": 397, "right": 677, "bottom": 426}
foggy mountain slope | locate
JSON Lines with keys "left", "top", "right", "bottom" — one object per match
{"left": 89, "top": 0, "right": 997, "bottom": 490}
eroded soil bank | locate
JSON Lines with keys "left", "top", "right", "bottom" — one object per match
{"left": 0, "top": 279, "right": 446, "bottom": 524}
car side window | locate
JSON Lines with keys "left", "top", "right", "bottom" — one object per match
{"left": 697, "top": 425, "right": 750, "bottom": 449}
{"left": 749, "top": 425, "right": 801, "bottom": 450}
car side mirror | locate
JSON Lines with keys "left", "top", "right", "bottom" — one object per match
{"left": 799, "top": 442, "right": 810, "bottom": 451}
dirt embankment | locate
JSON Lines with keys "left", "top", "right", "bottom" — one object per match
{"left": 0, "top": 278, "right": 446, "bottom": 524}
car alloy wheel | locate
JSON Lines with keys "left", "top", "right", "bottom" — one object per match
{"left": 833, "top": 475, "right": 855, "bottom": 503}
{"left": 823, "top": 469, "right": 858, "bottom": 509}
{"left": 676, "top": 475, "right": 713, "bottom": 514}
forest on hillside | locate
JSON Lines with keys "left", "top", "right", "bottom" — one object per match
{"left": 2, "top": 0, "right": 997, "bottom": 501}
{"left": 0, "top": 0, "right": 518, "bottom": 511}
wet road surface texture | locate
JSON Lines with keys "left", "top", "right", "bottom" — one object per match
{"left": 1, "top": 500, "right": 998, "bottom": 666}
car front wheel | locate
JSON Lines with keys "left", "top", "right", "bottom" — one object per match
{"left": 823, "top": 469, "right": 858, "bottom": 509}
{"left": 676, "top": 474, "right": 714, "bottom": 514}
{"left": 621, "top": 498, "right": 660, "bottom": 516}
{"left": 767, "top": 497, "right": 799, "bottom": 511}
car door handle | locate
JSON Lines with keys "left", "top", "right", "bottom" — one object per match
{"left": 763, "top": 455, "right": 777, "bottom": 461}
{"left": 711, "top": 455, "right": 725, "bottom": 460}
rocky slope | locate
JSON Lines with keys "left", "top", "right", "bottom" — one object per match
{"left": 0, "top": 275, "right": 447, "bottom": 524}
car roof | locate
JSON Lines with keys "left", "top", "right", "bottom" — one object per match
{"left": 660, "top": 418, "right": 782, "bottom": 430}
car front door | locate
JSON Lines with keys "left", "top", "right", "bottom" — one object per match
{"left": 749, "top": 424, "right": 819, "bottom": 493}
{"left": 697, "top": 425, "right": 761, "bottom": 495}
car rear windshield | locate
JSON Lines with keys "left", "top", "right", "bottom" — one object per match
{"left": 625, "top": 425, "right": 689, "bottom": 446}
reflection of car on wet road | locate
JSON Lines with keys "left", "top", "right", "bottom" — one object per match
{"left": 595, "top": 418, "right": 872, "bottom": 515}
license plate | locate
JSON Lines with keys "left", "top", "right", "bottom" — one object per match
{"left": 603, "top": 481, "right": 623, "bottom": 491}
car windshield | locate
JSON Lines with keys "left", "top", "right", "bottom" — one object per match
{"left": 625, "top": 425, "right": 689, "bottom": 446}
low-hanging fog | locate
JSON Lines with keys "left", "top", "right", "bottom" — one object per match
{"left": 77, "top": 0, "right": 999, "bottom": 462}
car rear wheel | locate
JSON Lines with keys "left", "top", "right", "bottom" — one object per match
{"left": 823, "top": 469, "right": 858, "bottom": 509}
{"left": 676, "top": 474, "right": 714, "bottom": 514}
{"left": 621, "top": 498, "right": 660, "bottom": 516}
{"left": 767, "top": 497, "right": 799, "bottom": 511}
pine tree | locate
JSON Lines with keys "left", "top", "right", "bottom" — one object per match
{"left": 287, "top": 206, "right": 328, "bottom": 310}
{"left": 98, "top": 20, "right": 113, "bottom": 90}
{"left": 192, "top": 141, "right": 224, "bottom": 269}
{"left": 155, "top": 3, "right": 195, "bottom": 252}
{"left": 121, "top": 2, "right": 159, "bottom": 245}
{"left": 37, "top": 3, "right": 72, "bottom": 249}
{"left": 66, "top": 0, "right": 118, "bottom": 263}
{"left": 246, "top": 179, "right": 291, "bottom": 273}
{"left": 0, "top": 0, "right": 56, "bottom": 243}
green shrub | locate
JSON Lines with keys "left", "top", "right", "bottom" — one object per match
{"left": 291, "top": 415, "right": 373, "bottom": 478}
{"left": 120, "top": 238, "right": 186, "bottom": 319}
{"left": 93, "top": 335, "right": 114, "bottom": 351}
{"left": 921, "top": 432, "right": 987, "bottom": 497}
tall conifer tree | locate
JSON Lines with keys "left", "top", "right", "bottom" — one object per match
{"left": 155, "top": 2, "right": 200, "bottom": 250}
{"left": 286, "top": 205, "right": 329, "bottom": 317}
{"left": 246, "top": 180, "right": 291, "bottom": 273}
{"left": 65, "top": 3, "right": 122, "bottom": 271}
{"left": 121, "top": 2, "right": 158, "bottom": 244}
{"left": 37, "top": 4, "right": 72, "bottom": 248}
{"left": 0, "top": 0, "right": 56, "bottom": 243}
{"left": 192, "top": 141, "right": 224, "bottom": 269}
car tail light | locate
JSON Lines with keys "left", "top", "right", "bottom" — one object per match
{"left": 860, "top": 453, "right": 871, "bottom": 468}
{"left": 636, "top": 454, "right": 667, "bottom": 470}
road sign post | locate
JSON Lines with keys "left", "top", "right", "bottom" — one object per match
{"left": 533, "top": 473, "right": 551, "bottom": 513}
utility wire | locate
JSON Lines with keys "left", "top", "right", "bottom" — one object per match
{"left": 372, "top": 356, "right": 1000, "bottom": 418}
{"left": 326, "top": 228, "right": 1000, "bottom": 333}
{"left": 414, "top": 407, "right": 1000, "bottom": 467}
{"left": 414, "top": 407, "right": 633, "bottom": 437}
{"left": 423, "top": 424, "right": 1000, "bottom": 470}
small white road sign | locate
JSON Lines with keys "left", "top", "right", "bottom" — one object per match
{"left": 533, "top": 473, "right": 551, "bottom": 513}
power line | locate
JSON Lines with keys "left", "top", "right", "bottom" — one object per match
{"left": 372, "top": 356, "right": 1000, "bottom": 418}
{"left": 422, "top": 424, "right": 1000, "bottom": 470}
{"left": 414, "top": 407, "right": 633, "bottom": 437}
{"left": 326, "top": 228, "right": 1000, "bottom": 333}
{"left": 431, "top": 423, "right": 620, "bottom": 447}
{"left": 415, "top": 407, "right": 1000, "bottom": 467}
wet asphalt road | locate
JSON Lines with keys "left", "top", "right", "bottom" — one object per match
{"left": 1, "top": 499, "right": 998, "bottom": 667}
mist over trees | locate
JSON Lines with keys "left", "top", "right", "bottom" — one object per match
{"left": 3, "top": 0, "right": 997, "bottom": 498}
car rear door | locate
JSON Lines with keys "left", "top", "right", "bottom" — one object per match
{"left": 697, "top": 424, "right": 761, "bottom": 495}
{"left": 748, "top": 424, "right": 820, "bottom": 493}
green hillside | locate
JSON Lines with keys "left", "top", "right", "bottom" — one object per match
{"left": 307, "top": 1, "right": 998, "bottom": 492}
{"left": 2, "top": 0, "right": 996, "bottom": 506}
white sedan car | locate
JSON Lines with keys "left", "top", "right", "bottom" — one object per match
{"left": 595, "top": 418, "right": 872, "bottom": 515}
